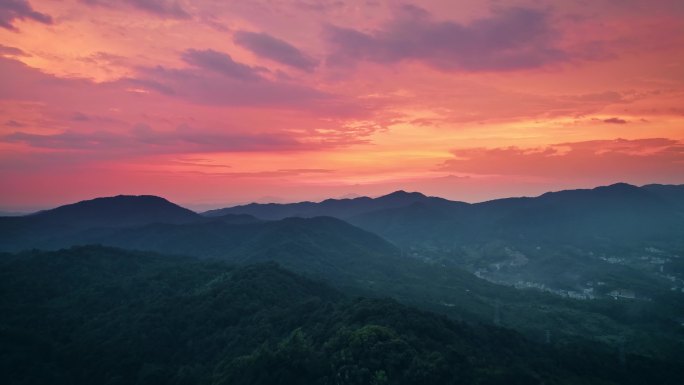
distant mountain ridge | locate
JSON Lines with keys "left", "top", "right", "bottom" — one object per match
{"left": 204, "top": 183, "right": 684, "bottom": 220}
{"left": 195, "top": 183, "right": 684, "bottom": 298}
{"left": 369, "top": 183, "right": 682, "bottom": 237}
{"left": 203, "top": 190, "right": 465, "bottom": 219}
{"left": 642, "top": 183, "right": 684, "bottom": 209}
{"left": 3, "top": 183, "right": 683, "bottom": 252}
{"left": 199, "top": 183, "right": 684, "bottom": 247}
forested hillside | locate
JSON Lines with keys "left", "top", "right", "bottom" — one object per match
{"left": 1, "top": 246, "right": 682, "bottom": 385}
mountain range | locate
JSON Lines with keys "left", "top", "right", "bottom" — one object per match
{"left": 1, "top": 183, "right": 683, "bottom": 370}
{"left": 206, "top": 183, "right": 684, "bottom": 247}
{"left": 201, "top": 183, "right": 684, "bottom": 295}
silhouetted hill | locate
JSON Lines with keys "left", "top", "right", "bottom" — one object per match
{"left": 2, "top": 246, "right": 682, "bottom": 385}
{"left": 30, "top": 195, "right": 201, "bottom": 226}
{"left": 0, "top": 195, "right": 201, "bottom": 251}
{"left": 478, "top": 183, "right": 680, "bottom": 241}
{"left": 203, "top": 190, "right": 462, "bottom": 219}
{"left": 643, "top": 183, "right": 684, "bottom": 209}
{"left": 346, "top": 183, "right": 684, "bottom": 246}
{"left": 212, "top": 213, "right": 262, "bottom": 225}
{"left": 206, "top": 183, "right": 684, "bottom": 248}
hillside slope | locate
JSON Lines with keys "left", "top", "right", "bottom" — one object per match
{"left": 1, "top": 246, "right": 682, "bottom": 385}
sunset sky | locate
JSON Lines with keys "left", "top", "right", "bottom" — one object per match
{"left": 1, "top": 0, "right": 683, "bottom": 211}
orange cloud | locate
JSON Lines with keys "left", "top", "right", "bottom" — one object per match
{"left": 440, "top": 138, "right": 684, "bottom": 183}
{"left": 0, "top": 0, "right": 52, "bottom": 30}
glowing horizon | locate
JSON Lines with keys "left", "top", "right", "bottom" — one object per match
{"left": 1, "top": 0, "right": 683, "bottom": 211}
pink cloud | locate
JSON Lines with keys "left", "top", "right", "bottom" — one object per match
{"left": 325, "top": 6, "right": 569, "bottom": 72}
{"left": 181, "top": 49, "right": 265, "bottom": 80}
{"left": 0, "top": 43, "right": 27, "bottom": 56}
{"left": 0, "top": 55, "right": 383, "bottom": 177}
{"left": 80, "top": 0, "right": 190, "bottom": 19}
{"left": 234, "top": 30, "right": 318, "bottom": 72}
{"left": 1, "top": 123, "right": 308, "bottom": 153}
{"left": 0, "top": 0, "right": 52, "bottom": 30}
{"left": 603, "top": 117, "right": 628, "bottom": 124}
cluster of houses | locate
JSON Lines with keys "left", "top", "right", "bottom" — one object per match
{"left": 512, "top": 281, "right": 597, "bottom": 300}
{"left": 475, "top": 269, "right": 642, "bottom": 301}
{"left": 607, "top": 289, "right": 636, "bottom": 299}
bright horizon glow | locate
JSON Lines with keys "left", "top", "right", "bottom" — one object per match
{"left": 1, "top": 1, "right": 683, "bottom": 211}
{"left": 1, "top": 181, "right": 673, "bottom": 215}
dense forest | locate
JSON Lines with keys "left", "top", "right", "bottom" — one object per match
{"left": 2, "top": 246, "right": 683, "bottom": 385}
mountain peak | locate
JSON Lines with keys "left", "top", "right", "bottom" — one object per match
{"left": 595, "top": 182, "right": 639, "bottom": 191}
{"left": 591, "top": 183, "right": 656, "bottom": 199}
{"left": 32, "top": 194, "right": 200, "bottom": 227}
{"left": 92, "top": 194, "right": 171, "bottom": 204}
{"left": 41, "top": 195, "right": 178, "bottom": 212}
{"left": 378, "top": 190, "right": 427, "bottom": 199}
{"left": 539, "top": 183, "right": 642, "bottom": 199}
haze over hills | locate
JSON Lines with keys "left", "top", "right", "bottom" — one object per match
{"left": 202, "top": 184, "right": 684, "bottom": 291}
{"left": 52, "top": 216, "right": 407, "bottom": 289}
{"left": 202, "top": 183, "right": 684, "bottom": 252}
{"left": 347, "top": 183, "right": 684, "bottom": 244}
{"left": 206, "top": 184, "right": 684, "bottom": 232}
{"left": 2, "top": 184, "right": 683, "bottom": 294}
{"left": 0, "top": 211, "right": 26, "bottom": 217}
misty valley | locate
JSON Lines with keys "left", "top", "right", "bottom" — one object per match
{"left": 1, "top": 183, "right": 684, "bottom": 384}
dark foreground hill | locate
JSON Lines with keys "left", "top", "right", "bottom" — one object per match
{"left": 1, "top": 246, "right": 682, "bottom": 385}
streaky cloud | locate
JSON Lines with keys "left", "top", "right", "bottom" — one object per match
{"left": 81, "top": 0, "right": 190, "bottom": 19}
{"left": 234, "top": 30, "right": 318, "bottom": 72}
{"left": 181, "top": 49, "right": 263, "bottom": 81}
{"left": 0, "top": 0, "right": 52, "bottom": 30}
{"left": 325, "top": 6, "right": 568, "bottom": 71}
{"left": 440, "top": 138, "right": 684, "bottom": 180}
